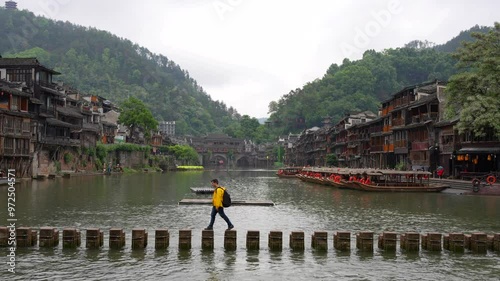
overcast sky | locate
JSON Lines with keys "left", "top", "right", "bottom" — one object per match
{"left": 17, "top": 0, "right": 500, "bottom": 118}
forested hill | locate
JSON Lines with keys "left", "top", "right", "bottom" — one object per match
{"left": 434, "top": 25, "right": 491, "bottom": 53}
{"left": 266, "top": 25, "right": 493, "bottom": 135}
{"left": 0, "top": 8, "right": 240, "bottom": 136}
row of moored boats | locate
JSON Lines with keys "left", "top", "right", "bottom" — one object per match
{"left": 276, "top": 167, "right": 449, "bottom": 192}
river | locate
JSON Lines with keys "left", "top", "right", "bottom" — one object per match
{"left": 1, "top": 170, "right": 499, "bottom": 280}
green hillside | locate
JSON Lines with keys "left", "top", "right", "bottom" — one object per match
{"left": 266, "top": 25, "right": 493, "bottom": 135}
{"left": 0, "top": 8, "right": 240, "bottom": 136}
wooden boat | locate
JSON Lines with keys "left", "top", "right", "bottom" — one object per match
{"left": 349, "top": 170, "right": 449, "bottom": 192}
{"left": 276, "top": 167, "right": 302, "bottom": 178}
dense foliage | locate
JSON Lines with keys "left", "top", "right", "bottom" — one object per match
{"left": 164, "top": 145, "right": 200, "bottom": 165}
{"left": 118, "top": 96, "right": 158, "bottom": 138}
{"left": 446, "top": 23, "right": 500, "bottom": 138}
{"left": 0, "top": 8, "right": 240, "bottom": 136}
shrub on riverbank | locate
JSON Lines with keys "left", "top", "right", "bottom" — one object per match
{"left": 176, "top": 166, "right": 204, "bottom": 171}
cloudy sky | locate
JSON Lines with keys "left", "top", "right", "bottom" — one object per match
{"left": 17, "top": 0, "right": 500, "bottom": 118}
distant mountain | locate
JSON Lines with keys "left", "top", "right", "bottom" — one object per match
{"left": 0, "top": 8, "right": 241, "bottom": 136}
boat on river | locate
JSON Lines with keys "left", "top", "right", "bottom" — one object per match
{"left": 298, "top": 167, "right": 449, "bottom": 192}
{"left": 348, "top": 170, "right": 449, "bottom": 192}
{"left": 276, "top": 167, "right": 302, "bottom": 178}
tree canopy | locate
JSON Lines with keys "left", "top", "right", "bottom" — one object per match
{"left": 118, "top": 96, "right": 158, "bottom": 136}
{"left": 166, "top": 145, "right": 200, "bottom": 165}
{"left": 445, "top": 23, "right": 500, "bottom": 138}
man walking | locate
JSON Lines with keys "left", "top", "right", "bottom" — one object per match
{"left": 205, "top": 179, "right": 234, "bottom": 231}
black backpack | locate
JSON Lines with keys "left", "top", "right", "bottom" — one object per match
{"left": 219, "top": 187, "right": 232, "bottom": 207}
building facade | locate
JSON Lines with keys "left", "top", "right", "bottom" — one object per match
{"left": 284, "top": 80, "right": 500, "bottom": 178}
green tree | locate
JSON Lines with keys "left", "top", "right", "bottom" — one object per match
{"left": 239, "top": 115, "right": 260, "bottom": 140}
{"left": 118, "top": 96, "right": 159, "bottom": 138}
{"left": 168, "top": 145, "right": 199, "bottom": 165}
{"left": 326, "top": 154, "right": 338, "bottom": 167}
{"left": 446, "top": 23, "right": 500, "bottom": 138}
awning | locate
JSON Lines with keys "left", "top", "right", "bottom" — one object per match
{"left": 56, "top": 106, "right": 83, "bottom": 119}
{"left": 30, "top": 97, "right": 43, "bottom": 105}
{"left": 459, "top": 147, "right": 500, "bottom": 153}
{"left": 46, "top": 118, "right": 79, "bottom": 129}
{"left": 41, "top": 86, "right": 64, "bottom": 96}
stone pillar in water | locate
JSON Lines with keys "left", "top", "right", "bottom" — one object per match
{"left": 179, "top": 229, "right": 192, "bottom": 250}
{"left": 334, "top": 231, "right": 351, "bottom": 251}
{"left": 224, "top": 229, "right": 237, "bottom": 251}
{"left": 109, "top": 228, "right": 126, "bottom": 249}
{"left": 155, "top": 229, "right": 169, "bottom": 250}
{"left": 289, "top": 231, "right": 304, "bottom": 251}
{"left": 132, "top": 228, "right": 148, "bottom": 249}
{"left": 311, "top": 231, "right": 327, "bottom": 251}
{"left": 268, "top": 231, "right": 282, "bottom": 251}
{"left": 356, "top": 231, "right": 373, "bottom": 252}
{"left": 63, "top": 228, "right": 81, "bottom": 248}
{"left": 39, "top": 227, "right": 59, "bottom": 247}
{"left": 246, "top": 230, "right": 260, "bottom": 250}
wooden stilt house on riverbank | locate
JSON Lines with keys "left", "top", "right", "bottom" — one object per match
{"left": 0, "top": 58, "right": 120, "bottom": 177}
{"left": 284, "top": 80, "right": 500, "bottom": 179}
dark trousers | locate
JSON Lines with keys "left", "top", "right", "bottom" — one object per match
{"left": 208, "top": 206, "right": 233, "bottom": 228}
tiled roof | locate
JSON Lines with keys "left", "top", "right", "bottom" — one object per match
{"left": 46, "top": 118, "right": 79, "bottom": 129}
{"left": 41, "top": 86, "right": 64, "bottom": 96}
{"left": 56, "top": 106, "right": 83, "bottom": 119}
{"left": 0, "top": 58, "right": 60, "bottom": 74}
{"left": 0, "top": 86, "right": 31, "bottom": 97}
{"left": 101, "top": 121, "right": 118, "bottom": 128}
{"left": 0, "top": 57, "right": 40, "bottom": 66}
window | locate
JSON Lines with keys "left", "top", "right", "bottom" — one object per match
{"left": 10, "top": 96, "right": 18, "bottom": 110}
{"left": 22, "top": 120, "right": 30, "bottom": 133}
{"left": 20, "top": 97, "right": 28, "bottom": 111}
{"left": 6, "top": 69, "right": 32, "bottom": 83}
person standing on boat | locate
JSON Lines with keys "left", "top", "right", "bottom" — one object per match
{"left": 205, "top": 179, "right": 234, "bottom": 231}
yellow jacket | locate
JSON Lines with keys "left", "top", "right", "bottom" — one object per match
{"left": 212, "top": 186, "right": 225, "bottom": 208}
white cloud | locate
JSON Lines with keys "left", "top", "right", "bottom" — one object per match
{"left": 17, "top": 0, "right": 500, "bottom": 117}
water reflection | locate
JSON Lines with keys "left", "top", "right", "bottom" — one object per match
{"left": 107, "top": 249, "right": 126, "bottom": 262}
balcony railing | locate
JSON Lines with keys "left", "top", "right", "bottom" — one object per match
{"left": 392, "top": 118, "right": 405, "bottom": 127}
{"left": 2, "top": 147, "right": 30, "bottom": 156}
{"left": 421, "top": 112, "right": 439, "bottom": 122}
{"left": 41, "top": 136, "right": 80, "bottom": 146}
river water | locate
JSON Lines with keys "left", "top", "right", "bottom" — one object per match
{"left": 1, "top": 170, "right": 499, "bottom": 280}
